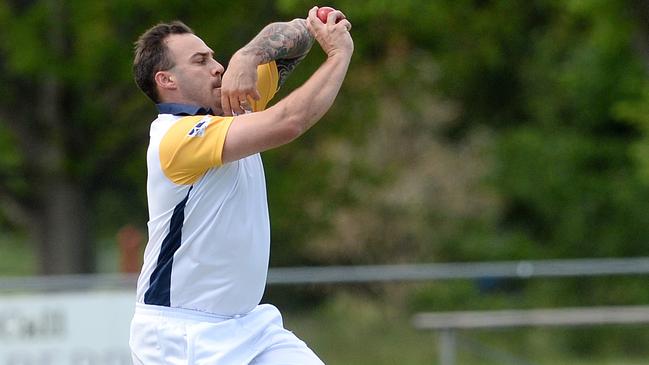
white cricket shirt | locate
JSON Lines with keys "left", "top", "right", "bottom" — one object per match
{"left": 135, "top": 62, "right": 279, "bottom": 315}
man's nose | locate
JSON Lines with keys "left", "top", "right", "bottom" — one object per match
{"left": 212, "top": 61, "right": 225, "bottom": 76}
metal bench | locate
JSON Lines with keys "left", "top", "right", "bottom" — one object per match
{"left": 412, "top": 305, "right": 649, "bottom": 365}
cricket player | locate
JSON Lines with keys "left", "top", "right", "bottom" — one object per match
{"left": 129, "top": 6, "right": 353, "bottom": 365}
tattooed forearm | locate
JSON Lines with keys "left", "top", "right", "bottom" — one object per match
{"left": 276, "top": 54, "right": 308, "bottom": 87}
{"left": 238, "top": 19, "right": 314, "bottom": 66}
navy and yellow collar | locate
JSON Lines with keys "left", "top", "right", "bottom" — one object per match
{"left": 157, "top": 103, "right": 213, "bottom": 116}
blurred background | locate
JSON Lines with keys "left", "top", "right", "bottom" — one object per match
{"left": 2, "top": 0, "right": 649, "bottom": 364}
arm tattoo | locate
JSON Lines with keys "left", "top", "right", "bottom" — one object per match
{"left": 239, "top": 19, "right": 314, "bottom": 87}
{"left": 276, "top": 54, "right": 308, "bottom": 88}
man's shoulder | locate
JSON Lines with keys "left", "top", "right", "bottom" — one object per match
{"left": 150, "top": 113, "right": 180, "bottom": 135}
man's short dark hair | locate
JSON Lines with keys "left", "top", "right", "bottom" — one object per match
{"left": 133, "top": 21, "right": 194, "bottom": 103}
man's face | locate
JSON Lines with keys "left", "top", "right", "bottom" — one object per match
{"left": 164, "top": 33, "right": 225, "bottom": 115}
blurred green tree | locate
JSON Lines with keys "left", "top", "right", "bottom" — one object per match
{"left": 279, "top": 0, "right": 649, "bottom": 268}
{"left": 2, "top": 0, "right": 649, "bottom": 284}
{"left": 0, "top": 0, "right": 280, "bottom": 274}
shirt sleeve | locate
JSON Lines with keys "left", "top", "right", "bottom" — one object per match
{"left": 159, "top": 63, "right": 278, "bottom": 185}
{"left": 159, "top": 115, "right": 234, "bottom": 185}
{"left": 250, "top": 61, "right": 279, "bottom": 112}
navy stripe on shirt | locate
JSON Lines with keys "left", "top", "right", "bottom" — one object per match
{"left": 144, "top": 186, "right": 193, "bottom": 306}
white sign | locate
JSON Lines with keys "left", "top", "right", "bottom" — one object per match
{"left": 0, "top": 291, "right": 135, "bottom": 365}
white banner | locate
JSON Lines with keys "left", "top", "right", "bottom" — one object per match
{"left": 0, "top": 291, "right": 135, "bottom": 365}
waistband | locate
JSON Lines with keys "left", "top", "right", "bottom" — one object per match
{"left": 135, "top": 303, "right": 250, "bottom": 323}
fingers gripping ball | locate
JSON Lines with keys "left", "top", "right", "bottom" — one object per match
{"left": 317, "top": 6, "right": 339, "bottom": 23}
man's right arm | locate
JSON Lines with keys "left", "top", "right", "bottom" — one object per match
{"left": 221, "top": 18, "right": 314, "bottom": 116}
{"left": 221, "top": 7, "right": 353, "bottom": 164}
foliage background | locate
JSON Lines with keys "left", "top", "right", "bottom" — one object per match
{"left": 2, "top": 0, "right": 649, "bottom": 361}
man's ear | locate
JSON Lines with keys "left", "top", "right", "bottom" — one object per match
{"left": 155, "top": 71, "right": 177, "bottom": 91}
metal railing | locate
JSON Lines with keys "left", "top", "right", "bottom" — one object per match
{"left": 413, "top": 306, "right": 649, "bottom": 365}
{"left": 1, "top": 256, "right": 649, "bottom": 292}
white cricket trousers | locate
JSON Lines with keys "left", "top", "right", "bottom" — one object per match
{"left": 129, "top": 303, "right": 324, "bottom": 365}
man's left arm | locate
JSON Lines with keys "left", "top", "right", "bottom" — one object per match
{"left": 221, "top": 19, "right": 314, "bottom": 116}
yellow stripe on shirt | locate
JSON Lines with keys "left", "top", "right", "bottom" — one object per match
{"left": 250, "top": 61, "right": 279, "bottom": 112}
{"left": 159, "top": 115, "right": 234, "bottom": 185}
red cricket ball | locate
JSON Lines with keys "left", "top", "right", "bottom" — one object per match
{"left": 317, "top": 6, "right": 336, "bottom": 23}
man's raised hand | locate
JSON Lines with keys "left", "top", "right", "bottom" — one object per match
{"left": 221, "top": 53, "right": 261, "bottom": 116}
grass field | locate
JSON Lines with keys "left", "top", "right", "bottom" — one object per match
{"left": 282, "top": 293, "right": 649, "bottom": 365}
